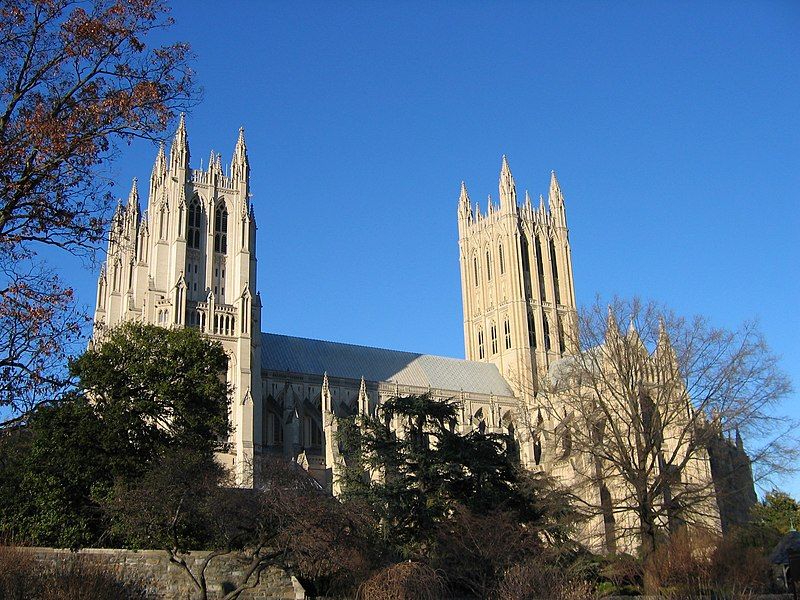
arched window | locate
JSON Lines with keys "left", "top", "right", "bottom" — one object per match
{"left": 528, "top": 310, "right": 537, "bottom": 348}
{"left": 504, "top": 319, "right": 512, "bottom": 350}
{"left": 550, "top": 239, "right": 561, "bottom": 305}
{"left": 543, "top": 313, "right": 551, "bottom": 351}
{"left": 486, "top": 250, "right": 492, "bottom": 281}
{"left": 535, "top": 235, "right": 547, "bottom": 301}
{"left": 477, "top": 328, "right": 485, "bottom": 359}
{"left": 266, "top": 411, "right": 284, "bottom": 446}
{"left": 214, "top": 203, "right": 228, "bottom": 253}
{"left": 520, "top": 236, "right": 532, "bottom": 296}
{"left": 158, "top": 204, "right": 167, "bottom": 239}
{"left": 499, "top": 243, "right": 505, "bottom": 275}
{"left": 558, "top": 314, "right": 566, "bottom": 354}
{"left": 490, "top": 323, "right": 498, "bottom": 355}
{"left": 474, "top": 408, "right": 486, "bottom": 434}
{"left": 303, "top": 415, "right": 323, "bottom": 448}
{"left": 473, "top": 256, "right": 479, "bottom": 287}
{"left": 187, "top": 196, "right": 202, "bottom": 249}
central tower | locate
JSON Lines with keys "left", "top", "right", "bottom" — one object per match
{"left": 457, "top": 158, "right": 577, "bottom": 394}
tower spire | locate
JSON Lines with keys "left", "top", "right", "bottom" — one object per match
{"left": 548, "top": 170, "right": 567, "bottom": 228}
{"left": 169, "top": 113, "right": 190, "bottom": 174}
{"left": 458, "top": 181, "right": 472, "bottom": 221}
{"left": 231, "top": 127, "right": 250, "bottom": 185}
{"left": 498, "top": 155, "right": 517, "bottom": 211}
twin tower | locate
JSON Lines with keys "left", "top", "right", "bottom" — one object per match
{"left": 94, "top": 116, "right": 577, "bottom": 479}
{"left": 457, "top": 157, "right": 577, "bottom": 390}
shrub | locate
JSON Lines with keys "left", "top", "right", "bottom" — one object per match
{"left": 0, "top": 546, "right": 148, "bottom": 600}
{"left": 356, "top": 561, "right": 446, "bottom": 600}
{"left": 493, "top": 555, "right": 597, "bottom": 600}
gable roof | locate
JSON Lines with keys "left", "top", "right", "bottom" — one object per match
{"left": 261, "top": 332, "right": 514, "bottom": 397}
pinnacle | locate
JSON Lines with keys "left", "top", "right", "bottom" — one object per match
{"left": 500, "top": 155, "right": 513, "bottom": 180}
{"left": 128, "top": 178, "right": 139, "bottom": 203}
{"left": 459, "top": 181, "right": 469, "bottom": 203}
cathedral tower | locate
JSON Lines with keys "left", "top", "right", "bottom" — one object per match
{"left": 457, "top": 158, "right": 577, "bottom": 394}
{"left": 94, "top": 117, "right": 262, "bottom": 482}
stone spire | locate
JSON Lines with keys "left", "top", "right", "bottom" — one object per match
{"left": 498, "top": 155, "right": 517, "bottom": 211}
{"left": 231, "top": 127, "right": 250, "bottom": 185}
{"left": 127, "top": 178, "right": 139, "bottom": 212}
{"left": 458, "top": 181, "right": 472, "bottom": 221}
{"left": 151, "top": 143, "right": 167, "bottom": 182}
{"left": 549, "top": 170, "right": 567, "bottom": 228}
{"left": 169, "top": 113, "right": 190, "bottom": 173}
{"left": 358, "top": 376, "right": 369, "bottom": 415}
{"left": 321, "top": 372, "right": 332, "bottom": 414}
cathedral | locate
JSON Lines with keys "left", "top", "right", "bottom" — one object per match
{"left": 94, "top": 118, "right": 752, "bottom": 552}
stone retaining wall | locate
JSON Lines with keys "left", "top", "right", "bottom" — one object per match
{"left": 19, "top": 546, "right": 305, "bottom": 599}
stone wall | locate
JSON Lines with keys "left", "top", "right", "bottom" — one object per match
{"left": 19, "top": 546, "right": 305, "bottom": 599}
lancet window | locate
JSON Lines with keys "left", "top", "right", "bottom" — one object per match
{"left": 550, "top": 239, "right": 561, "bottom": 305}
{"left": 214, "top": 202, "right": 228, "bottom": 254}
{"left": 490, "top": 323, "right": 498, "bottom": 355}
{"left": 504, "top": 319, "right": 512, "bottom": 350}
{"left": 187, "top": 196, "right": 202, "bottom": 249}
{"left": 543, "top": 312, "right": 551, "bottom": 351}
{"left": 535, "top": 236, "right": 547, "bottom": 301}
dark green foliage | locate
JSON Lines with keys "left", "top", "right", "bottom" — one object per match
{"left": 0, "top": 396, "right": 112, "bottom": 547}
{"left": 751, "top": 489, "right": 799, "bottom": 535}
{"left": 337, "top": 393, "right": 576, "bottom": 559}
{"left": 72, "top": 322, "right": 231, "bottom": 459}
{"left": 0, "top": 323, "right": 231, "bottom": 547}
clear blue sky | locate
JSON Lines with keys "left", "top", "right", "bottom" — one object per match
{"left": 66, "top": 2, "right": 800, "bottom": 494}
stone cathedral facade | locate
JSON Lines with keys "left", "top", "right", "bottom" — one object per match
{"left": 95, "top": 119, "right": 745, "bottom": 552}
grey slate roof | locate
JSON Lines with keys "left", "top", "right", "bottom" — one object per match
{"left": 770, "top": 530, "right": 800, "bottom": 564}
{"left": 261, "top": 332, "right": 514, "bottom": 397}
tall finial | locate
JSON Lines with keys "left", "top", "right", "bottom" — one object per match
{"left": 499, "top": 155, "right": 516, "bottom": 211}
{"left": 128, "top": 178, "right": 139, "bottom": 204}
{"left": 151, "top": 143, "right": 167, "bottom": 181}
{"left": 169, "top": 113, "right": 190, "bottom": 172}
{"left": 458, "top": 181, "right": 472, "bottom": 221}
{"left": 548, "top": 169, "right": 567, "bottom": 228}
{"left": 231, "top": 127, "right": 249, "bottom": 184}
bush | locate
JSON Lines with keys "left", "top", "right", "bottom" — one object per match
{"left": 0, "top": 546, "right": 149, "bottom": 600}
{"left": 493, "top": 555, "right": 597, "bottom": 600}
{"left": 356, "top": 561, "right": 446, "bottom": 600}
{"left": 645, "top": 526, "right": 771, "bottom": 598}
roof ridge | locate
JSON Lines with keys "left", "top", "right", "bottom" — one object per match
{"left": 262, "top": 331, "right": 488, "bottom": 365}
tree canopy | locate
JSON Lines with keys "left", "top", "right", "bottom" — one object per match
{"left": 337, "top": 393, "right": 576, "bottom": 558}
{"left": 0, "top": 0, "right": 196, "bottom": 423}
{"left": 0, "top": 322, "right": 230, "bottom": 547}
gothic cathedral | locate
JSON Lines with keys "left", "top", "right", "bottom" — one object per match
{"left": 94, "top": 119, "right": 742, "bottom": 551}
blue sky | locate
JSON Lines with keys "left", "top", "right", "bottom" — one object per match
{"left": 63, "top": 1, "right": 799, "bottom": 494}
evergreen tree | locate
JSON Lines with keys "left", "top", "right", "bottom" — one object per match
{"left": 337, "top": 393, "right": 574, "bottom": 557}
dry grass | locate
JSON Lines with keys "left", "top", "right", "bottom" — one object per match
{"left": 0, "top": 545, "right": 149, "bottom": 600}
{"left": 356, "top": 561, "right": 446, "bottom": 600}
{"left": 493, "top": 556, "right": 597, "bottom": 600}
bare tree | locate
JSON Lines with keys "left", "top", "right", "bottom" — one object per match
{"left": 517, "top": 298, "right": 794, "bottom": 562}
{"left": 0, "top": 0, "right": 197, "bottom": 422}
{"left": 107, "top": 452, "right": 373, "bottom": 600}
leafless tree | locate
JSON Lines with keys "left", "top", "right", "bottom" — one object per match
{"left": 106, "top": 452, "right": 372, "bottom": 600}
{"left": 514, "top": 297, "right": 794, "bottom": 562}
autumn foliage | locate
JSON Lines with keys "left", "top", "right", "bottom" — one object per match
{"left": 0, "top": 0, "right": 196, "bottom": 421}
